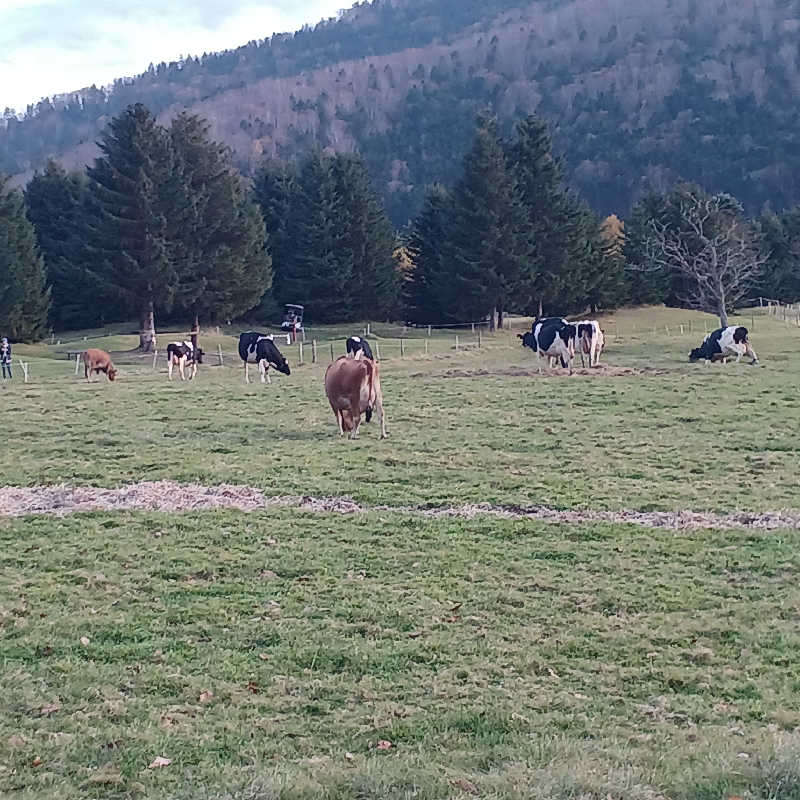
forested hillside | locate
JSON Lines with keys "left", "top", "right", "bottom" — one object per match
{"left": 2, "top": 0, "right": 799, "bottom": 225}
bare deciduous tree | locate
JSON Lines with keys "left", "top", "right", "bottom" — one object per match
{"left": 639, "top": 193, "right": 767, "bottom": 327}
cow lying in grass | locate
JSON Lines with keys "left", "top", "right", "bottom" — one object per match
{"left": 324, "top": 356, "right": 387, "bottom": 439}
{"left": 83, "top": 349, "right": 117, "bottom": 382}
{"left": 689, "top": 326, "right": 758, "bottom": 364}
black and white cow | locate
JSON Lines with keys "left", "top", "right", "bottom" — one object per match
{"left": 238, "top": 331, "right": 291, "bottom": 384}
{"left": 346, "top": 336, "right": 375, "bottom": 360}
{"left": 167, "top": 341, "right": 203, "bottom": 381}
{"left": 689, "top": 326, "right": 758, "bottom": 365}
{"left": 574, "top": 320, "right": 605, "bottom": 367}
{"left": 532, "top": 318, "right": 576, "bottom": 374}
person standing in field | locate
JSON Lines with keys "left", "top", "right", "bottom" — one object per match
{"left": 0, "top": 338, "right": 11, "bottom": 380}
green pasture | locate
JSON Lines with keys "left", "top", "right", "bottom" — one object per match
{"left": 1, "top": 306, "right": 800, "bottom": 799}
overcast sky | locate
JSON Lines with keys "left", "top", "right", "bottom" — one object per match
{"left": 1, "top": 0, "right": 347, "bottom": 113}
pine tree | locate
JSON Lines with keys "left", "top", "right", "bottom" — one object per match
{"left": 277, "top": 153, "right": 353, "bottom": 323}
{"left": 330, "top": 153, "right": 399, "bottom": 320}
{"left": 25, "top": 160, "right": 96, "bottom": 330}
{"left": 86, "top": 103, "right": 174, "bottom": 351}
{"left": 168, "top": 113, "right": 271, "bottom": 326}
{"left": 0, "top": 175, "right": 51, "bottom": 340}
{"left": 405, "top": 184, "right": 454, "bottom": 323}
{"left": 446, "top": 116, "right": 531, "bottom": 328}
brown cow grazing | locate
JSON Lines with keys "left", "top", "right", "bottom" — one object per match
{"left": 324, "top": 356, "right": 387, "bottom": 439}
{"left": 83, "top": 349, "right": 117, "bottom": 382}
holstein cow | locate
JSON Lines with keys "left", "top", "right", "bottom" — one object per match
{"left": 574, "top": 320, "right": 605, "bottom": 367}
{"left": 83, "top": 348, "right": 117, "bottom": 382}
{"left": 346, "top": 335, "right": 375, "bottom": 360}
{"left": 518, "top": 329, "right": 566, "bottom": 368}
{"left": 531, "top": 318, "right": 576, "bottom": 374}
{"left": 324, "top": 356, "right": 387, "bottom": 439}
{"left": 167, "top": 341, "right": 204, "bottom": 381}
{"left": 238, "top": 331, "right": 291, "bottom": 384}
{"left": 689, "top": 326, "right": 758, "bottom": 365}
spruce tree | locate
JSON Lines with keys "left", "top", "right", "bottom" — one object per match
{"left": 0, "top": 175, "right": 51, "bottom": 340}
{"left": 330, "top": 153, "right": 399, "bottom": 320}
{"left": 446, "top": 117, "right": 531, "bottom": 328}
{"left": 168, "top": 113, "right": 271, "bottom": 326}
{"left": 25, "top": 160, "right": 97, "bottom": 330}
{"left": 275, "top": 153, "right": 353, "bottom": 323}
{"left": 405, "top": 184, "right": 453, "bottom": 323}
{"left": 86, "top": 103, "right": 174, "bottom": 351}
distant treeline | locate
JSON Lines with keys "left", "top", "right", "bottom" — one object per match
{"left": 0, "top": 103, "right": 798, "bottom": 342}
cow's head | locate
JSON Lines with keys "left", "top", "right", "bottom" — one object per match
{"left": 107, "top": 367, "right": 118, "bottom": 381}
{"left": 689, "top": 347, "right": 703, "bottom": 362}
{"left": 196, "top": 348, "right": 205, "bottom": 364}
{"left": 519, "top": 332, "right": 535, "bottom": 350}
{"left": 272, "top": 356, "right": 291, "bottom": 376}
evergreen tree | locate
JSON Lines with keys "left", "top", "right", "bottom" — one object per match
{"left": 168, "top": 113, "right": 272, "bottom": 325}
{"left": 759, "top": 207, "right": 800, "bottom": 302}
{"left": 25, "top": 160, "right": 96, "bottom": 330}
{"left": 277, "top": 153, "right": 353, "bottom": 323}
{"left": 445, "top": 116, "right": 531, "bottom": 328}
{"left": 330, "top": 153, "right": 399, "bottom": 320}
{"left": 405, "top": 184, "right": 453, "bottom": 323}
{"left": 0, "top": 175, "right": 51, "bottom": 340}
{"left": 86, "top": 103, "right": 174, "bottom": 351}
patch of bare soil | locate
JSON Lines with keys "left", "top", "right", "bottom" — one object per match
{"left": 0, "top": 482, "right": 798, "bottom": 531}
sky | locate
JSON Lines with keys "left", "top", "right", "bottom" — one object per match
{"left": 1, "top": 0, "right": 347, "bottom": 113}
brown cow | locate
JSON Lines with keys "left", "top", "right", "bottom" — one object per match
{"left": 324, "top": 356, "right": 387, "bottom": 439}
{"left": 83, "top": 349, "right": 117, "bottom": 382}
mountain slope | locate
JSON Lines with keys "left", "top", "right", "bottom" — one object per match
{"left": 2, "top": 0, "right": 799, "bottom": 224}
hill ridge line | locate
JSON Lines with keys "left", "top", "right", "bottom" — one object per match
{"left": 1, "top": 481, "right": 797, "bottom": 530}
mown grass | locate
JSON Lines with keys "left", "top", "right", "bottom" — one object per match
{"left": 1, "top": 306, "right": 800, "bottom": 798}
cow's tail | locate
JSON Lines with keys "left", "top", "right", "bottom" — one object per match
{"left": 365, "top": 359, "right": 376, "bottom": 423}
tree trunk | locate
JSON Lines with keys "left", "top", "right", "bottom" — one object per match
{"left": 538, "top": 299, "right": 543, "bottom": 318}
{"left": 139, "top": 301, "right": 156, "bottom": 352}
{"left": 497, "top": 306, "right": 504, "bottom": 331}
{"left": 488, "top": 308, "right": 496, "bottom": 332}
{"left": 717, "top": 306, "right": 729, "bottom": 327}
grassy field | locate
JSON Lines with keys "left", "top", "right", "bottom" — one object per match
{"left": 1, "top": 306, "right": 800, "bottom": 798}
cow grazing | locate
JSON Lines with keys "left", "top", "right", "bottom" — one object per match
{"left": 531, "top": 318, "right": 576, "bottom": 374}
{"left": 324, "top": 356, "right": 387, "bottom": 439}
{"left": 574, "top": 320, "right": 605, "bottom": 367}
{"left": 238, "top": 331, "right": 291, "bottom": 384}
{"left": 83, "top": 348, "right": 117, "bottom": 382}
{"left": 167, "top": 341, "right": 204, "bottom": 381}
{"left": 689, "top": 326, "right": 758, "bottom": 365}
{"left": 518, "top": 329, "right": 564, "bottom": 368}
{"left": 346, "top": 335, "right": 375, "bottom": 360}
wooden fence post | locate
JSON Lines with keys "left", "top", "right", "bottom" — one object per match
{"left": 400, "top": 338, "right": 405, "bottom": 357}
{"left": 455, "top": 335, "right": 459, "bottom": 351}
{"left": 478, "top": 328, "right": 482, "bottom": 348}
{"left": 74, "top": 352, "right": 81, "bottom": 375}
{"left": 425, "top": 339, "right": 429, "bottom": 355}
{"left": 680, "top": 324, "right": 684, "bottom": 335}
{"left": 471, "top": 322, "right": 475, "bottom": 333}
{"left": 217, "top": 343, "right": 224, "bottom": 365}
{"left": 330, "top": 342, "right": 335, "bottom": 362}
{"left": 375, "top": 340, "right": 381, "bottom": 360}
{"left": 153, "top": 350, "right": 159, "bottom": 369}
{"left": 427, "top": 324, "right": 431, "bottom": 336}
{"left": 298, "top": 342, "right": 304, "bottom": 364}
{"left": 18, "top": 360, "right": 29, "bottom": 383}
{"left": 312, "top": 340, "right": 317, "bottom": 363}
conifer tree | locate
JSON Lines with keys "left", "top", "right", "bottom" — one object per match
{"left": 0, "top": 175, "right": 51, "bottom": 340}
{"left": 277, "top": 153, "right": 353, "bottom": 323}
{"left": 25, "top": 160, "right": 96, "bottom": 329}
{"left": 405, "top": 184, "right": 453, "bottom": 323}
{"left": 445, "top": 116, "right": 531, "bottom": 328}
{"left": 330, "top": 153, "right": 399, "bottom": 320}
{"left": 86, "top": 103, "right": 174, "bottom": 351}
{"left": 168, "top": 113, "right": 271, "bottom": 326}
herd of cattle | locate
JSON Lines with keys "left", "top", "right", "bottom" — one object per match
{"left": 78, "top": 322, "right": 757, "bottom": 438}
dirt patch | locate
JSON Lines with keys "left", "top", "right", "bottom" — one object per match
{"left": 0, "top": 481, "right": 798, "bottom": 531}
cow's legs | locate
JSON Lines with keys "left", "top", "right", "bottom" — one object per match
{"left": 375, "top": 395, "right": 387, "bottom": 439}
{"left": 258, "top": 359, "right": 271, "bottom": 384}
{"left": 84, "top": 363, "right": 91, "bottom": 382}
{"left": 179, "top": 357, "right": 186, "bottom": 381}
{"left": 244, "top": 361, "right": 250, "bottom": 384}
{"left": 190, "top": 361, "right": 197, "bottom": 380}
{"left": 168, "top": 358, "right": 174, "bottom": 381}
{"left": 537, "top": 350, "right": 543, "bottom": 375}
{"left": 745, "top": 343, "right": 758, "bottom": 364}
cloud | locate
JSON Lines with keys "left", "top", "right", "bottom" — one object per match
{"left": 0, "top": 0, "right": 345, "bottom": 112}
